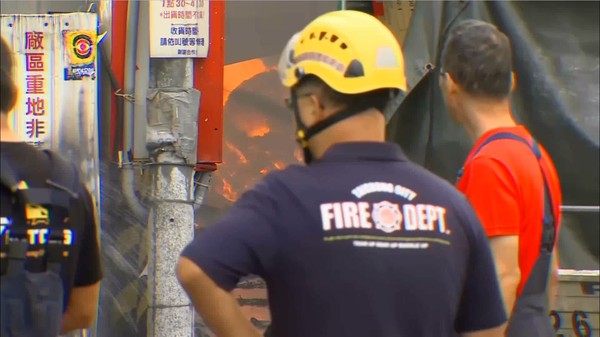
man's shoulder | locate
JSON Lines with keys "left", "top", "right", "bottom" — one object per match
{"left": 470, "top": 139, "right": 539, "bottom": 182}
{"left": 1, "top": 142, "right": 52, "bottom": 186}
{"left": 264, "top": 160, "right": 467, "bottom": 198}
{"left": 0, "top": 141, "right": 49, "bottom": 163}
{"left": 260, "top": 164, "right": 309, "bottom": 186}
{"left": 1, "top": 143, "right": 86, "bottom": 206}
{"left": 244, "top": 165, "right": 303, "bottom": 199}
{"left": 473, "top": 128, "right": 538, "bottom": 163}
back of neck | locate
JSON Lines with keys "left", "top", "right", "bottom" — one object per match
{"left": 462, "top": 100, "right": 516, "bottom": 141}
{"left": 0, "top": 113, "right": 23, "bottom": 142}
{"left": 310, "top": 109, "right": 386, "bottom": 158}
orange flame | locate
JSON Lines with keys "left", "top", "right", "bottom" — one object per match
{"left": 224, "top": 58, "right": 270, "bottom": 106}
{"left": 235, "top": 116, "right": 272, "bottom": 138}
{"left": 225, "top": 141, "right": 248, "bottom": 164}
{"left": 248, "top": 125, "right": 271, "bottom": 137}
{"left": 214, "top": 57, "right": 292, "bottom": 203}
{"left": 222, "top": 179, "right": 238, "bottom": 202}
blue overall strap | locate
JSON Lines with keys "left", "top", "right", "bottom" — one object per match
{"left": 472, "top": 132, "right": 540, "bottom": 158}
{"left": 459, "top": 132, "right": 557, "bottom": 253}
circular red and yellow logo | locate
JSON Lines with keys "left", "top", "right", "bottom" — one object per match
{"left": 72, "top": 34, "right": 93, "bottom": 59}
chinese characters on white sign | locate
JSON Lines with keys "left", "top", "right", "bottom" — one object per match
{"left": 149, "top": 0, "right": 210, "bottom": 58}
{"left": 23, "top": 31, "right": 49, "bottom": 146}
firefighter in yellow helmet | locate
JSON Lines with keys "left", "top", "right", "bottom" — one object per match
{"left": 278, "top": 10, "right": 407, "bottom": 163}
{"left": 178, "top": 10, "right": 507, "bottom": 337}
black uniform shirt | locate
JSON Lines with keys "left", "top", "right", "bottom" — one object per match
{"left": 182, "top": 142, "right": 506, "bottom": 337}
{"left": 0, "top": 142, "right": 103, "bottom": 308}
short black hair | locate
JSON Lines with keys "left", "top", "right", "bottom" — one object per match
{"left": 441, "top": 19, "right": 513, "bottom": 99}
{"left": 1, "top": 36, "right": 17, "bottom": 114}
{"left": 294, "top": 74, "right": 393, "bottom": 113}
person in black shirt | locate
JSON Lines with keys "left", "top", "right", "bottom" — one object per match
{"left": 1, "top": 36, "right": 103, "bottom": 334}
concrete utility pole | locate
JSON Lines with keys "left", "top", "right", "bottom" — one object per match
{"left": 145, "top": 57, "right": 200, "bottom": 337}
{"left": 121, "top": 1, "right": 203, "bottom": 336}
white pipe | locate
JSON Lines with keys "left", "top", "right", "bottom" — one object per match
{"left": 193, "top": 171, "right": 213, "bottom": 210}
{"left": 560, "top": 205, "right": 600, "bottom": 213}
{"left": 98, "top": 0, "right": 112, "bottom": 161}
{"left": 121, "top": 166, "right": 147, "bottom": 219}
{"left": 123, "top": 0, "right": 139, "bottom": 152}
{"left": 121, "top": 0, "right": 146, "bottom": 220}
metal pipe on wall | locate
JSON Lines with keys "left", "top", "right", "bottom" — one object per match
{"left": 121, "top": 0, "right": 147, "bottom": 220}
{"left": 98, "top": 0, "right": 113, "bottom": 161}
{"left": 560, "top": 205, "right": 600, "bottom": 213}
{"left": 193, "top": 171, "right": 213, "bottom": 210}
{"left": 122, "top": 0, "right": 139, "bottom": 153}
{"left": 120, "top": 158, "right": 147, "bottom": 222}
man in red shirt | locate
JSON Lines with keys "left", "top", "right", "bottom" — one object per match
{"left": 439, "top": 20, "right": 562, "bottom": 337}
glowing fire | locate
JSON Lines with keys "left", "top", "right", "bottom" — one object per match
{"left": 248, "top": 125, "right": 271, "bottom": 137}
{"left": 223, "top": 58, "right": 272, "bottom": 106}
{"left": 225, "top": 141, "right": 248, "bottom": 164}
{"left": 221, "top": 179, "right": 238, "bottom": 202}
{"left": 208, "top": 57, "right": 302, "bottom": 205}
{"left": 235, "top": 116, "right": 272, "bottom": 138}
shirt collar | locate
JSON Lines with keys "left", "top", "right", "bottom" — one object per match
{"left": 317, "top": 142, "right": 407, "bottom": 163}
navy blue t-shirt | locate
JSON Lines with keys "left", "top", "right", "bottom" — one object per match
{"left": 181, "top": 142, "right": 507, "bottom": 337}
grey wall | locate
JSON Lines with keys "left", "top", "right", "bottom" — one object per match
{"left": 225, "top": 0, "right": 337, "bottom": 64}
{"left": 1, "top": 0, "right": 337, "bottom": 64}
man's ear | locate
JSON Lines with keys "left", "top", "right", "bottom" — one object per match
{"left": 511, "top": 71, "right": 517, "bottom": 92}
{"left": 440, "top": 72, "right": 460, "bottom": 96}
{"left": 308, "top": 94, "right": 328, "bottom": 120}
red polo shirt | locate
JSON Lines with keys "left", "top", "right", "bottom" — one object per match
{"left": 456, "top": 126, "right": 562, "bottom": 295}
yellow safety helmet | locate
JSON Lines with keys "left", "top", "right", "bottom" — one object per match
{"left": 278, "top": 10, "right": 407, "bottom": 94}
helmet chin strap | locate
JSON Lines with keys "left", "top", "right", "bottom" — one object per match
{"left": 290, "top": 92, "right": 315, "bottom": 164}
{"left": 291, "top": 91, "right": 389, "bottom": 164}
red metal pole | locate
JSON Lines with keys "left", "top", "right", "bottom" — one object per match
{"left": 110, "top": 0, "right": 128, "bottom": 160}
{"left": 373, "top": 1, "right": 385, "bottom": 16}
{"left": 194, "top": 0, "right": 225, "bottom": 169}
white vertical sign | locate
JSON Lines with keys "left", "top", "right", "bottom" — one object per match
{"left": 21, "top": 30, "right": 50, "bottom": 146}
{"left": 4, "top": 20, "right": 53, "bottom": 146}
{"left": 149, "top": 0, "right": 210, "bottom": 58}
{"left": 0, "top": 14, "right": 98, "bottom": 150}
